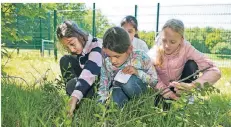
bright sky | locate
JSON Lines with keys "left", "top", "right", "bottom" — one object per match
{"left": 84, "top": 0, "right": 231, "bottom": 31}
{"left": 1, "top": 0, "right": 231, "bottom": 31}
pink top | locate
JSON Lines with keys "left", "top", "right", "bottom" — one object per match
{"left": 148, "top": 40, "right": 221, "bottom": 91}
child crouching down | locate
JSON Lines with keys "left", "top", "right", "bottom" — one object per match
{"left": 57, "top": 20, "right": 102, "bottom": 117}
{"left": 98, "top": 27, "right": 158, "bottom": 107}
{"left": 148, "top": 19, "right": 221, "bottom": 110}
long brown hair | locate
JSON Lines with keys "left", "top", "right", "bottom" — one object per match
{"left": 56, "top": 20, "right": 89, "bottom": 54}
{"left": 155, "top": 19, "right": 184, "bottom": 67}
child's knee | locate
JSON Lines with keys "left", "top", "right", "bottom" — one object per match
{"left": 112, "top": 87, "right": 129, "bottom": 107}
{"left": 185, "top": 60, "right": 198, "bottom": 71}
{"left": 127, "top": 75, "right": 146, "bottom": 89}
{"left": 66, "top": 78, "right": 77, "bottom": 96}
{"left": 122, "top": 75, "right": 147, "bottom": 98}
{"left": 60, "top": 55, "right": 69, "bottom": 65}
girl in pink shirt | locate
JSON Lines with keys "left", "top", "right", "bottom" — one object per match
{"left": 148, "top": 19, "right": 221, "bottom": 110}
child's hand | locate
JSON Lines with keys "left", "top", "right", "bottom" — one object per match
{"left": 67, "top": 96, "right": 79, "bottom": 118}
{"left": 122, "top": 65, "right": 138, "bottom": 75}
{"left": 162, "top": 88, "right": 179, "bottom": 100}
{"left": 170, "top": 82, "right": 195, "bottom": 94}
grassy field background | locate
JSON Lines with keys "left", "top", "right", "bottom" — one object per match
{"left": 1, "top": 49, "right": 231, "bottom": 127}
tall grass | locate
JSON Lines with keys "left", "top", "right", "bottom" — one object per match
{"left": 1, "top": 49, "right": 231, "bottom": 126}
{"left": 2, "top": 81, "right": 231, "bottom": 126}
{"left": 1, "top": 81, "right": 72, "bottom": 127}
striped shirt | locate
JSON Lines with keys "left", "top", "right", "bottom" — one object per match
{"left": 71, "top": 35, "right": 102, "bottom": 102}
{"left": 98, "top": 50, "right": 158, "bottom": 102}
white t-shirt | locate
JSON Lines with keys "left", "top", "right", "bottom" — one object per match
{"left": 132, "top": 37, "right": 149, "bottom": 53}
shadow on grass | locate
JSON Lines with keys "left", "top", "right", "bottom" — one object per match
{"left": 216, "top": 54, "right": 231, "bottom": 59}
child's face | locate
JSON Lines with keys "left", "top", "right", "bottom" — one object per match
{"left": 161, "top": 27, "right": 184, "bottom": 55}
{"left": 103, "top": 48, "right": 130, "bottom": 67}
{"left": 122, "top": 23, "right": 136, "bottom": 42}
{"left": 61, "top": 37, "right": 83, "bottom": 54}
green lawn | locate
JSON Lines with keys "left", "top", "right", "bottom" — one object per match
{"left": 1, "top": 49, "right": 61, "bottom": 84}
{"left": 205, "top": 53, "right": 231, "bottom": 68}
{"left": 1, "top": 49, "right": 231, "bottom": 126}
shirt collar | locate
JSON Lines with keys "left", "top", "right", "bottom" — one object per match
{"left": 82, "top": 34, "right": 93, "bottom": 55}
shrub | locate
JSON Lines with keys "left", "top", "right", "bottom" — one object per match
{"left": 211, "top": 42, "right": 231, "bottom": 55}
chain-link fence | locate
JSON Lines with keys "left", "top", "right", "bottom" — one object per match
{"left": 2, "top": 3, "right": 231, "bottom": 67}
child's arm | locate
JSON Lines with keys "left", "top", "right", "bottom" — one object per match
{"left": 98, "top": 64, "right": 110, "bottom": 103}
{"left": 186, "top": 43, "right": 221, "bottom": 87}
{"left": 136, "top": 53, "right": 158, "bottom": 88}
{"left": 155, "top": 76, "right": 179, "bottom": 100}
{"left": 71, "top": 47, "right": 102, "bottom": 102}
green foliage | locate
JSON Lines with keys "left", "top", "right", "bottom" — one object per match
{"left": 137, "top": 27, "right": 231, "bottom": 54}
{"left": 185, "top": 27, "right": 231, "bottom": 54}
{"left": 1, "top": 81, "right": 71, "bottom": 127}
{"left": 205, "top": 30, "right": 223, "bottom": 51}
{"left": 189, "top": 40, "right": 210, "bottom": 53}
{"left": 2, "top": 79, "right": 231, "bottom": 126}
{"left": 95, "top": 10, "right": 114, "bottom": 38}
{"left": 1, "top": 46, "right": 9, "bottom": 58}
{"left": 78, "top": 9, "right": 113, "bottom": 38}
{"left": 138, "top": 31, "right": 155, "bottom": 48}
{"left": 1, "top": 50, "right": 231, "bottom": 126}
{"left": 55, "top": 3, "right": 87, "bottom": 25}
{"left": 1, "top": 3, "right": 18, "bottom": 42}
{"left": 2, "top": 3, "right": 111, "bottom": 50}
{"left": 1, "top": 3, "right": 47, "bottom": 44}
{"left": 2, "top": 3, "right": 231, "bottom": 56}
{"left": 211, "top": 42, "right": 231, "bottom": 55}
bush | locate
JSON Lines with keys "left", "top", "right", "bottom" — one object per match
{"left": 138, "top": 31, "right": 155, "bottom": 48}
{"left": 190, "top": 40, "right": 210, "bottom": 53}
{"left": 211, "top": 42, "right": 231, "bottom": 55}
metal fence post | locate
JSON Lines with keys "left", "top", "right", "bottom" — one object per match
{"left": 156, "top": 3, "right": 160, "bottom": 37}
{"left": 92, "top": 3, "right": 96, "bottom": 37}
{"left": 48, "top": 12, "right": 51, "bottom": 56}
{"left": 39, "top": 3, "right": 42, "bottom": 56}
{"left": 135, "top": 5, "right": 138, "bottom": 18}
{"left": 16, "top": 7, "right": 19, "bottom": 55}
{"left": 54, "top": 10, "right": 57, "bottom": 61}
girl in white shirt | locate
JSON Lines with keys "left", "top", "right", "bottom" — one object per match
{"left": 121, "top": 15, "right": 149, "bottom": 53}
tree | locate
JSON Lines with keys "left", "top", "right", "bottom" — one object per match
{"left": 81, "top": 9, "right": 113, "bottom": 38}
{"left": 138, "top": 31, "right": 155, "bottom": 48}
{"left": 185, "top": 27, "right": 210, "bottom": 53}
{"left": 2, "top": 3, "right": 89, "bottom": 49}
{"left": 1, "top": 3, "right": 52, "bottom": 48}
{"left": 211, "top": 42, "right": 231, "bottom": 55}
{"left": 205, "top": 29, "right": 222, "bottom": 51}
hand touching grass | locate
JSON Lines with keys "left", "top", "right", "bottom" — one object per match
{"left": 68, "top": 96, "right": 79, "bottom": 118}
{"left": 170, "top": 82, "right": 196, "bottom": 95}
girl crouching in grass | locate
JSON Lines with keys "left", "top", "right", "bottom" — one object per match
{"left": 148, "top": 19, "right": 221, "bottom": 110}
{"left": 98, "top": 26, "right": 158, "bottom": 107}
{"left": 56, "top": 20, "right": 102, "bottom": 117}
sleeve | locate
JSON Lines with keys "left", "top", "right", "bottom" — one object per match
{"left": 155, "top": 74, "right": 175, "bottom": 96}
{"left": 147, "top": 46, "right": 173, "bottom": 94}
{"left": 140, "top": 40, "right": 149, "bottom": 53}
{"left": 71, "top": 46, "right": 102, "bottom": 102}
{"left": 97, "top": 62, "right": 110, "bottom": 103}
{"left": 186, "top": 43, "right": 221, "bottom": 87}
{"left": 136, "top": 52, "right": 158, "bottom": 88}
{"left": 155, "top": 75, "right": 168, "bottom": 90}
